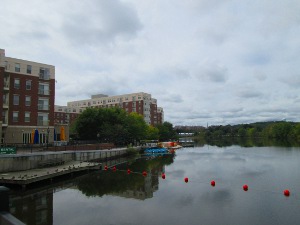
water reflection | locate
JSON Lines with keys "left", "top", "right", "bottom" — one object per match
{"left": 8, "top": 146, "right": 300, "bottom": 225}
{"left": 195, "top": 137, "right": 300, "bottom": 147}
{"left": 9, "top": 154, "right": 175, "bottom": 224}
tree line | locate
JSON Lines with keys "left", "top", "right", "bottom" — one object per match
{"left": 198, "top": 121, "right": 300, "bottom": 140}
{"left": 70, "top": 107, "right": 178, "bottom": 145}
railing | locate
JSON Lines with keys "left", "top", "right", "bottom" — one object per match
{"left": 37, "top": 120, "right": 49, "bottom": 126}
{"left": 3, "top": 83, "right": 9, "bottom": 89}
{"left": 39, "top": 73, "right": 50, "bottom": 80}
{"left": 38, "top": 89, "right": 50, "bottom": 95}
{"left": 38, "top": 104, "right": 49, "bottom": 110}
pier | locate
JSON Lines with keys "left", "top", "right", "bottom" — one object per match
{"left": 0, "top": 148, "right": 133, "bottom": 188}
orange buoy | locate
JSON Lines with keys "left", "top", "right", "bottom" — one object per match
{"left": 162, "top": 173, "right": 166, "bottom": 179}
{"left": 243, "top": 184, "right": 248, "bottom": 191}
{"left": 184, "top": 177, "right": 189, "bottom": 183}
{"left": 211, "top": 180, "right": 216, "bottom": 187}
{"left": 283, "top": 189, "right": 290, "bottom": 197}
{"left": 142, "top": 171, "right": 147, "bottom": 177}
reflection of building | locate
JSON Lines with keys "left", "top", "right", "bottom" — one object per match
{"left": 10, "top": 190, "right": 54, "bottom": 225}
{"left": 111, "top": 167, "right": 163, "bottom": 200}
{"left": 0, "top": 48, "right": 56, "bottom": 144}
{"left": 55, "top": 92, "right": 164, "bottom": 126}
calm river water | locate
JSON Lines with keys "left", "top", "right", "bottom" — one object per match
{"left": 10, "top": 144, "right": 300, "bottom": 225}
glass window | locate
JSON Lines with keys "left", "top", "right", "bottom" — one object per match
{"left": 38, "top": 98, "right": 49, "bottom": 110}
{"left": 39, "top": 67, "right": 50, "bottom": 80}
{"left": 25, "top": 112, "right": 30, "bottom": 122}
{"left": 4, "top": 61, "right": 8, "bottom": 70}
{"left": 14, "top": 79, "right": 20, "bottom": 89}
{"left": 27, "top": 65, "right": 32, "bottom": 74}
{"left": 26, "top": 80, "right": 32, "bottom": 90}
{"left": 13, "top": 112, "right": 19, "bottom": 122}
{"left": 38, "top": 113, "right": 49, "bottom": 126}
{"left": 15, "top": 63, "right": 20, "bottom": 72}
{"left": 39, "top": 83, "right": 49, "bottom": 95}
{"left": 25, "top": 96, "right": 31, "bottom": 106}
{"left": 13, "top": 95, "right": 19, "bottom": 105}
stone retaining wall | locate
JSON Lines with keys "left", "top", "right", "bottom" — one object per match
{"left": 0, "top": 148, "right": 128, "bottom": 173}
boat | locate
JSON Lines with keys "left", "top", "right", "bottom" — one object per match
{"left": 160, "top": 141, "right": 183, "bottom": 150}
{"left": 144, "top": 147, "right": 169, "bottom": 153}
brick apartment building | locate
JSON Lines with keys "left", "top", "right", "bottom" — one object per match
{"left": 0, "top": 49, "right": 65, "bottom": 144}
{"left": 55, "top": 92, "right": 164, "bottom": 126}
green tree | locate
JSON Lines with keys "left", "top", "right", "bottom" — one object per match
{"left": 145, "top": 125, "right": 160, "bottom": 140}
{"left": 156, "top": 121, "right": 177, "bottom": 141}
{"left": 75, "top": 108, "right": 100, "bottom": 140}
{"left": 238, "top": 127, "right": 246, "bottom": 137}
{"left": 125, "top": 112, "right": 148, "bottom": 144}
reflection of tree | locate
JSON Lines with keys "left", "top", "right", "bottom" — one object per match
{"left": 199, "top": 137, "right": 300, "bottom": 147}
{"left": 77, "top": 154, "right": 175, "bottom": 198}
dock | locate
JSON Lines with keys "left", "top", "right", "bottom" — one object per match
{"left": 0, "top": 160, "right": 101, "bottom": 188}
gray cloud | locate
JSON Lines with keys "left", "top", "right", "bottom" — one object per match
{"left": 61, "top": 0, "right": 142, "bottom": 44}
{"left": 0, "top": 0, "right": 299, "bottom": 126}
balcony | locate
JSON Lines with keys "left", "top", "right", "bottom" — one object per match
{"left": 38, "top": 89, "right": 50, "bottom": 95}
{"left": 3, "top": 83, "right": 9, "bottom": 91}
{"left": 3, "top": 101, "right": 9, "bottom": 108}
{"left": 39, "top": 73, "right": 50, "bottom": 80}
{"left": 38, "top": 105, "right": 49, "bottom": 110}
{"left": 37, "top": 120, "right": 49, "bottom": 126}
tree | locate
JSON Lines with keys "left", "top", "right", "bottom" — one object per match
{"left": 75, "top": 108, "right": 100, "bottom": 140}
{"left": 125, "top": 112, "right": 148, "bottom": 144}
{"left": 145, "top": 125, "right": 159, "bottom": 140}
{"left": 156, "top": 121, "right": 177, "bottom": 141}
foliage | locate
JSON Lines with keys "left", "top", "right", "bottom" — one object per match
{"left": 199, "top": 121, "right": 300, "bottom": 142}
{"left": 145, "top": 125, "right": 160, "bottom": 140}
{"left": 126, "top": 147, "right": 139, "bottom": 156}
{"left": 73, "top": 107, "right": 178, "bottom": 145}
{"left": 155, "top": 121, "right": 178, "bottom": 141}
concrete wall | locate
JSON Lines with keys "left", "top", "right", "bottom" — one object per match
{"left": 0, "top": 148, "right": 128, "bottom": 173}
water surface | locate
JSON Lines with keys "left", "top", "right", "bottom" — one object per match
{"left": 10, "top": 145, "right": 300, "bottom": 225}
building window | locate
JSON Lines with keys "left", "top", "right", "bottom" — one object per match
{"left": 38, "top": 113, "right": 49, "bottom": 126}
{"left": 13, "top": 112, "right": 19, "bottom": 122}
{"left": 4, "top": 61, "right": 8, "bottom": 70}
{"left": 38, "top": 98, "right": 49, "bottom": 110}
{"left": 25, "top": 96, "right": 31, "bottom": 106}
{"left": 25, "top": 112, "right": 30, "bottom": 122}
{"left": 14, "top": 79, "right": 20, "bottom": 89}
{"left": 38, "top": 83, "right": 49, "bottom": 95}
{"left": 26, "top": 80, "right": 32, "bottom": 90}
{"left": 13, "top": 95, "right": 19, "bottom": 105}
{"left": 27, "top": 65, "right": 32, "bottom": 74}
{"left": 39, "top": 67, "right": 50, "bottom": 80}
{"left": 15, "top": 63, "right": 20, "bottom": 72}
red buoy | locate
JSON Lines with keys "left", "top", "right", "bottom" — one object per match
{"left": 127, "top": 169, "right": 131, "bottom": 174}
{"left": 283, "top": 189, "right": 290, "bottom": 197}
{"left": 162, "top": 173, "right": 166, "bottom": 179}
{"left": 243, "top": 184, "right": 248, "bottom": 191}
{"left": 184, "top": 177, "right": 189, "bottom": 183}
{"left": 142, "top": 171, "right": 147, "bottom": 177}
{"left": 104, "top": 165, "right": 108, "bottom": 171}
{"left": 113, "top": 166, "right": 116, "bottom": 172}
{"left": 211, "top": 180, "right": 216, "bottom": 187}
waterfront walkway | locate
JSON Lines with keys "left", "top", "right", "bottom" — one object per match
{"left": 0, "top": 160, "right": 101, "bottom": 188}
{"left": 0, "top": 147, "right": 133, "bottom": 188}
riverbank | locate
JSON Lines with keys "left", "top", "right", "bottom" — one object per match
{"left": 0, "top": 147, "right": 140, "bottom": 189}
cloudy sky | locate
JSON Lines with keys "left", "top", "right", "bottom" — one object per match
{"left": 1, "top": 0, "right": 299, "bottom": 126}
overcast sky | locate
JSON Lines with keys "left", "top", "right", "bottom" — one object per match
{"left": 1, "top": 0, "right": 299, "bottom": 126}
